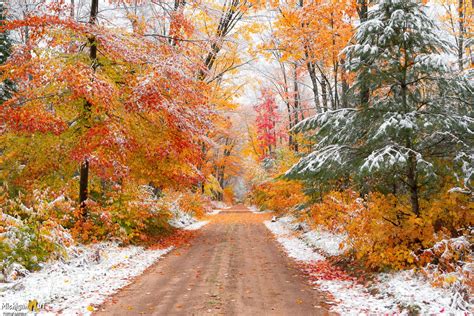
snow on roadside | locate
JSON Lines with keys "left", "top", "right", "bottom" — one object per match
{"left": 302, "top": 230, "right": 347, "bottom": 257}
{"left": 210, "top": 201, "right": 231, "bottom": 210}
{"left": 168, "top": 206, "right": 208, "bottom": 230}
{"left": 375, "top": 270, "right": 465, "bottom": 314}
{"left": 0, "top": 243, "right": 172, "bottom": 315}
{"left": 265, "top": 216, "right": 469, "bottom": 314}
{"left": 264, "top": 220, "right": 324, "bottom": 262}
{"left": 183, "top": 220, "right": 209, "bottom": 230}
{"left": 207, "top": 209, "right": 222, "bottom": 215}
{"left": 265, "top": 218, "right": 394, "bottom": 313}
{"left": 315, "top": 279, "right": 395, "bottom": 314}
{"left": 249, "top": 205, "right": 273, "bottom": 213}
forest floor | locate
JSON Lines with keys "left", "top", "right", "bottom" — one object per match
{"left": 95, "top": 205, "right": 331, "bottom": 315}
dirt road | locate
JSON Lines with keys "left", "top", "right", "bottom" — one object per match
{"left": 95, "top": 205, "right": 329, "bottom": 315}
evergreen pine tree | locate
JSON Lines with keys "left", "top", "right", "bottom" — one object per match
{"left": 0, "top": 1, "right": 13, "bottom": 102}
{"left": 286, "top": 0, "right": 473, "bottom": 214}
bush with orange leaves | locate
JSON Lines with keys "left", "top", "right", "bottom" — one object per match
{"left": 304, "top": 188, "right": 472, "bottom": 272}
{"left": 249, "top": 179, "right": 307, "bottom": 214}
{"left": 175, "top": 190, "right": 210, "bottom": 218}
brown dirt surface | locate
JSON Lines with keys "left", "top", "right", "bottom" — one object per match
{"left": 94, "top": 205, "right": 331, "bottom": 316}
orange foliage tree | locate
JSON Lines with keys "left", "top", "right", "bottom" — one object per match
{"left": 0, "top": 2, "right": 213, "bottom": 236}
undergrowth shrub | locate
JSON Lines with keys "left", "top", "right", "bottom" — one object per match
{"left": 249, "top": 179, "right": 307, "bottom": 213}
{"left": 304, "top": 189, "right": 473, "bottom": 272}
{"left": 175, "top": 190, "right": 210, "bottom": 218}
{"left": 70, "top": 185, "right": 173, "bottom": 243}
{"left": 0, "top": 189, "right": 73, "bottom": 278}
{"left": 0, "top": 184, "right": 209, "bottom": 277}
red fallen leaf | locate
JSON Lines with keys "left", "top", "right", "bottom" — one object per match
{"left": 298, "top": 260, "right": 356, "bottom": 283}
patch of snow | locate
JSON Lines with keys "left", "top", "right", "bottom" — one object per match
{"left": 249, "top": 205, "right": 273, "bottom": 214}
{"left": 376, "top": 270, "right": 470, "bottom": 314}
{"left": 302, "top": 230, "right": 347, "bottom": 257}
{"left": 316, "top": 280, "right": 396, "bottom": 314}
{"left": 207, "top": 209, "right": 222, "bottom": 215}
{"left": 210, "top": 201, "right": 231, "bottom": 209}
{"left": 0, "top": 243, "right": 173, "bottom": 315}
{"left": 183, "top": 221, "right": 209, "bottom": 231}
{"left": 248, "top": 205, "right": 259, "bottom": 213}
{"left": 167, "top": 200, "right": 209, "bottom": 230}
{"left": 264, "top": 220, "right": 324, "bottom": 262}
{"left": 278, "top": 215, "right": 310, "bottom": 232}
{"left": 168, "top": 205, "right": 209, "bottom": 230}
{"left": 168, "top": 208, "right": 197, "bottom": 229}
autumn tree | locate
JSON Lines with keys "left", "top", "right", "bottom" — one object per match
{"left": 0, "top": 2, "right": 212, "bottom": 214}
{"left": 271, "top": 0, "right": 356, "bottom": 111}
{"left": 439, "top": 0, "right": 473, "bottom": 71}
{"left": 254, "top": 89, "right": 282, "bottom": 159}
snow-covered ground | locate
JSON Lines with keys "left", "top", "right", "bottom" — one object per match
{"left": 0, "top": 209, "right": 208, "bottom": 315}
{"left": 249, "top": 205, "right": 273, "bottom": 213}
{"left": 210, "top": 201, "right": 231, "bottom": 210}
{"left": 302, "top": 230, "right": 347, "bottom": 257}
{"left": 207, "top": 209, "right": 222, "bottom": 215}
{"left": 265, "top": 218, "right": 324, "bottom": 262}
{"left": 168, "top": 206, "right": 209, "bottom": 230}
{"left": 0, "top": 243, "right": 172, "bottom": 315}
{"left": 183, "top": 220, "right": 209, "bottom": 230}
{"left": 265, "top": 216, "right": 471, "bottom": 315}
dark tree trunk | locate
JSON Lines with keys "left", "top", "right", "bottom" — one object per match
{"left": 197, "top": 0, "right": 243, "bottom": 81}
{"left": 79, "top": 0, "right": 99, "bottom": 212}
{"left": 357, "top": 0, "right": 370, "bottom": 107}
{"left": 407, "top": 149, "right": 420, "bottom": 216}
{"left": 306, "top": 60, "right": 321, "bottom": 112}
{"left": 340, "top": 59, "right": 349, "bottom": 108}
{"left": 321, "top": 78, "right": 328, "bottom": 110}
{"left": 286, "top": 101, "right": 295, "bottom": 150}
{"left": 458, "top": 0, "right": 465, "bottom": 71}
{"left": 292, "top": 64, "right": 299, "bottom": 152}
{"left": 70, "top": 0, "right": 75, "bottom": 18}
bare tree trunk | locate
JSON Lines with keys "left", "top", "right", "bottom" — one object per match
{"left": 197, "top": 0, "right": 243, "bottom": 81}
{"left": 357, "top": 0, "right": 370, "bottom": 106}
{"left": 278, "top": 61, "right": 296, "bottom": 150}
{"left": 79, "top": 0, "right": 99, "bottom": 212}
{"left": 340, "top": 58, "right": 349, "bottom": 108}
{"left": 285, "top": 101, "right": 294, "bottom": 149}
{"left": 333, "top": 62, "right": 339, "bottom": 109}
{"left": 306, "top": 59, "right": 321, "bottom": 112}
{"left": 70, "top": 0, "right": 75, "bottom": 18}
{"left": 407, "top": 147, "right": 420, "bottom": 216}
{"left": 331, "top": 14, "right": 339, "bottom": 109}
{"left": 292, "top": 64, "right": 299, "bottom": 152}
{"left": 321, "top": 77, "right": 328, "bottom": 110}
{"left": 400, "top": 46, "right": 420, "bottom": 216}
{"left": 458, "top": 0, "right": 465, "bottom": 71}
